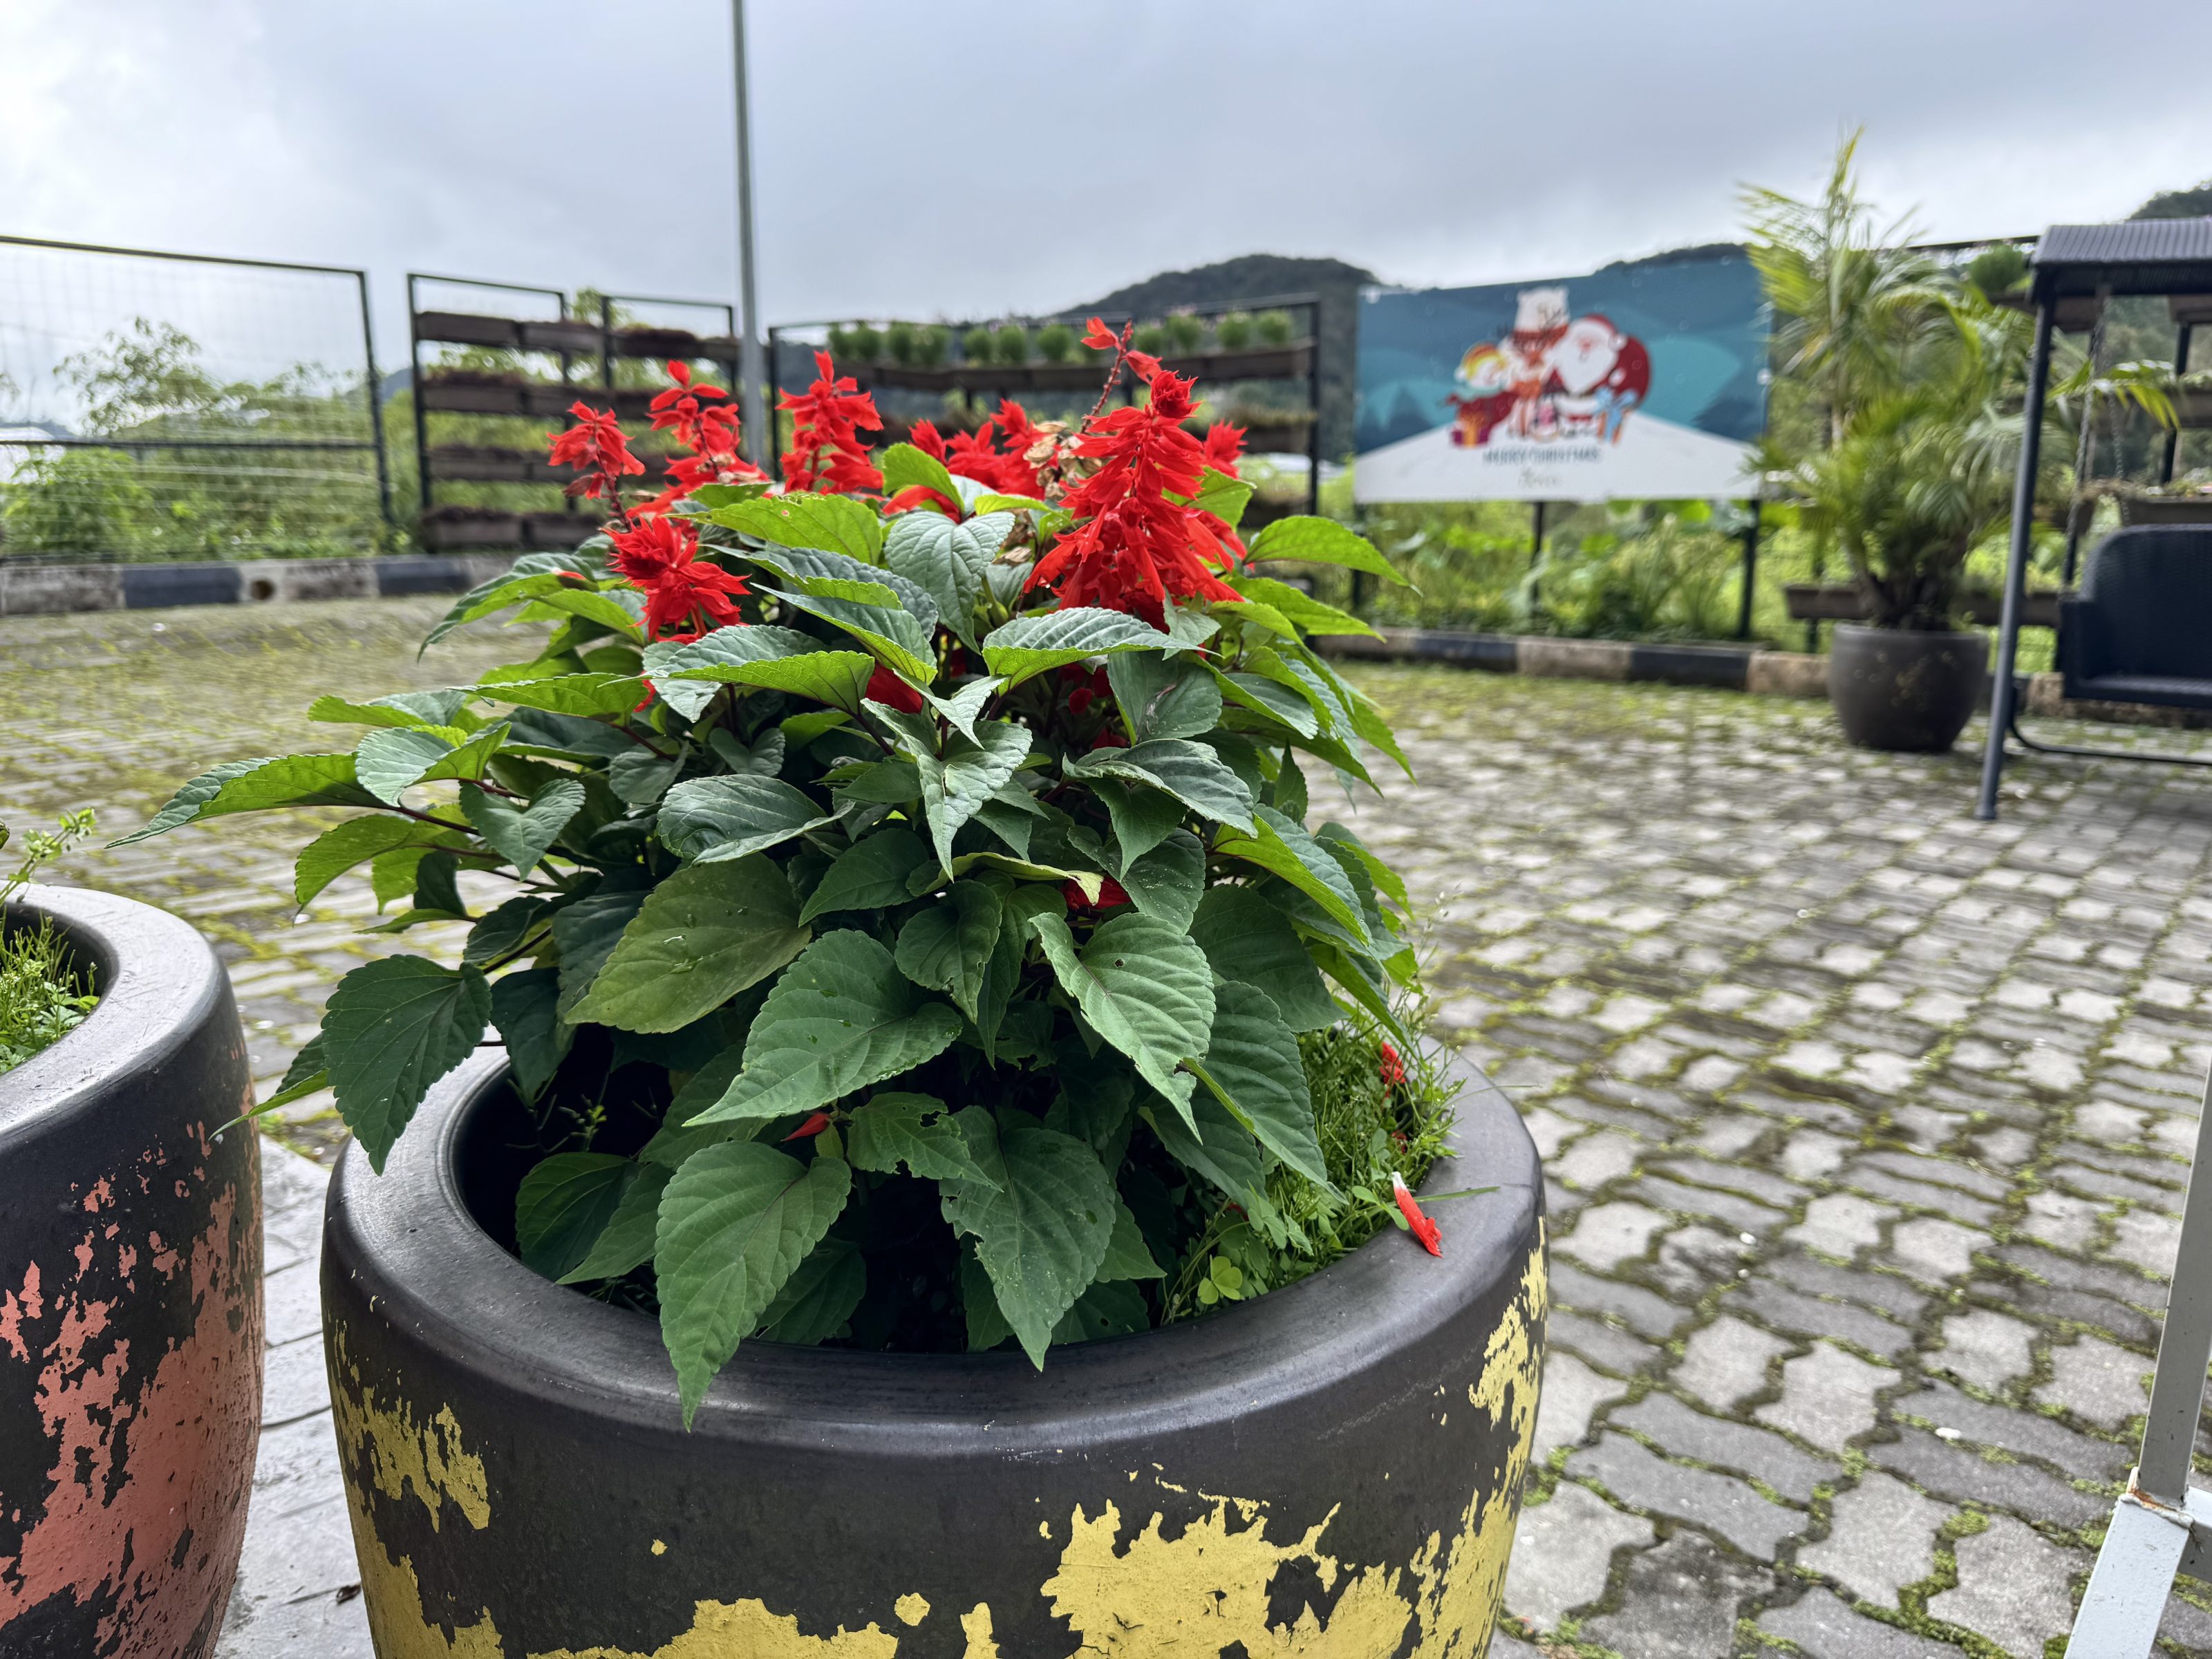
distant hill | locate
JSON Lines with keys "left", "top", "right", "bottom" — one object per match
{"left": 1075, "top": 254, "right": 1376, "bottom": 458}
{"left": 2133, "top": 180, "right": 2212, "bottom": 220}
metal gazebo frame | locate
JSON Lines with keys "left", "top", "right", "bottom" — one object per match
{"left": 1976, "top": 221, "right": 2212, "bottom": 826}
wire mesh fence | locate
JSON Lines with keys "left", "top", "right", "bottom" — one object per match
{"left": 0, "top": 236, "right": 391, "bottom": 564}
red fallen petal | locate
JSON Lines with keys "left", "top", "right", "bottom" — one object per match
{"left": 1392, "top": 1172, "right": 1443, "bottom": 1257}
{"left": 782, "top": 1111, "right": 833, "bottom": 1141}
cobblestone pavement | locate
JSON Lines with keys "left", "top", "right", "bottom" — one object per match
{"left": 7, "top": 601, "right": 2212, "bottom": 1657}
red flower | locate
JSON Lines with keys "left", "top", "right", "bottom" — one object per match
{"left": 908, "top": 418, "right": 948, "bottom": 460}
{"left": 1062, "top": 876, "right": 1131, "bottom": 912}
{"left": 1378, "top": 1040, "right": 1405, "bottom": 1088}
{"left": 778, "top": 350, "right": 883, "bottom": 494}
{"left": 1082, "top": 317, "right": 1121, "bottom": 353}
{"left": 1392, "top": 1172, "right": 1442, "bottom": 1257}
{"left": 648, "top": 360, "right": 742, "bottom": 456}
{"left": 1027, "top": 363, "right": 1241, "bottom": 621}
{"left": 633, "top": 449, "right": 767, "bottom": 516}
{"left": 606, "top": 515, "right": 750, "bottom": 640}
{"left": 782, "top": 1111, "right": 834, "bottom": 1141}
{"left": 1201, "top": 422, "right": 1246, "bottom": 480}
{"left": 865, "top": 663, "right": 926, "bottom": 714}
{"left": 547, "top": 402, "right": 645, "bottom": 501}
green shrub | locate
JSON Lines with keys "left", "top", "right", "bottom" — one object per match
{"left": 916, "top": 325, "right": 950, "bottom": 366}
{"left": 991, "top": 325, "right": 1029, "bottom": 366}
{"left": 1255, "top": 310, "right": 1296, "bottom": 346}
{"left": 1, "top": 448, "right": 161, "bottom": 557}
{"left": 1215, "top": 312, "right": 1254, "bottom": 350}
{"left": 1165, "top": 313, "right": 1205, "bottom": 354}
{"left": 962, "top": 325, "right": 995, "bottom": 364}
{"left": 1132, "top": 323, "right": 1169, "bottom": 356}
{"left": 0, "top": 921, "right": 96, "bottom": 1075}
{"left": 1034, "top": 323, "right": 1075, "bottom": 363}
{"left": 826, "top": 324, "right": 856, "bottom": 361}
{"left": 885, "top": 321, "right": 919, "bottom": 366}
{"left": 845, "top": 321, "right": 882, "bottom": 364}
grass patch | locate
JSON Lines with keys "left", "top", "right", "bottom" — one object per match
{"left": 0, "top": 918, "right": 97, "bottom": 1074}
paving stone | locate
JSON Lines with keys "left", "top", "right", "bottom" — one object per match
{"left": 2107, "top": 1206, "right": 2182, "bottom": 1278}
{"left": 1531, "top": 1351, "right": 1627, "bottom": 1463}
{"left": 1926, "top": 1515, "right": 2088, "bottom": 1658}
{"left": 1552, "top": 1129, "right": 1640, "bottom": 1190}
{"left": 1675, "top": 1315, "right": 1791, "bottom": 1411}
{"left": 1782, "top": 1128, "right": 1856, "bottom": 1182}
{"left": 1649, "top": 1222, "right": 1756, "bottom": 1298}
{"left": 1799, "top": 1472, "right": 1950, "bottom": 1607}
{"left": 1558, "top": 1200, "right": 1670, "bottom": 1270}
{"left": 1578, "top": 1530, "right": 1783, "bottom": 1659}
{"left": 1889, "top": 1218, "right": 1985, "bottom": 1284}
{"left": 2019, "top": 1190, "right": 2103, "bottom": 1253}
{"left": 2034, "top": 1334, "right": 2152, "bottom": 1432}
{"left": 1759, "top": 1587, "right": 1962, "bottom": 1658}
{"left": 1501, "top": 1480, "right": 1653, "bottom": 1629}
{"left": 1757, "top": 1342, "right": 1897, "bottom": 1453}
{"left": 1550, "top": 1260, "right": 1691, "bottom": 1340}
{"left": 1614, "top": 1389, "right": 1837, "bottom": 1500}
{"left": 1930, "top": 1307, "right": 2036, "bottom": 1393}
{"left": 1568, "top": 1432, "right": 1805, "bottom": 1557}
{"left": 1874, "top": 1429, "right": 2110, "bottom": 1529}
{"left": 1638, "top": 1173, "right": 1786, "bottom": 1232}
{"left": 1734, "top": 1277, "right": 1915, "bottom": 1359}
{"left": 1790, "top": 1193, "right": 1897, "bottom": 1259}
{"left": 1546, "top": 1307, "right": 1659, "bottom": 1377}
{"left": 1893, "top": 1381, "right": 2129, "bottom": 1482}
{"left": 1772, "top": 1252, "right": 1929, "bottom": 1323}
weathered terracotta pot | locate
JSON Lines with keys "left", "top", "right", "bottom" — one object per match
{"left": 0, "top": 884, "right": 262, "bottom": 1658}
{"left": 323, "top": 1048, "right": 1545, "bottom": 1658}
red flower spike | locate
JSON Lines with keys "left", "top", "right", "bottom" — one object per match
{"left": 783, "top": 1111, "right": 834, "bottom": 1141}
{"left": 1062, "top": 876, "right": 1130, "bottom": 912}
{"left": 778, "top": 350, "right": 883, "bottom": 494}
{"left": 1082, "top": 317, "right": 1120, "bottom": 353}
{"left": 908, "top": 418, "right": 948, "bottom": 460}
{"left": 605, "top": 515, "right": 750, "bottom": 641}
{"left": 1392, "top": 1172, "right": 1442, "bottom": 1257}
{"left": 885, "top": 484, "right": 963, "bottom": 520}
{"left": 546, "top": 402, "right": 645, "bottom": 500}
{"left": 865, "top": 664, "right": 926, "bottom": 714}
{"left": 1202, "top": 422, "right": 1246, "bottom": 480}
{"left": 1378, "top": 1041, "right": 1405, "bottom": 1088}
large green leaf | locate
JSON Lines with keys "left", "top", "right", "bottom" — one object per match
{"left": 659, "top": 776, "right": 835, "bottom": 863}
{"left": 1027, "top": 911, "right": 1213, "bottom": 1123}
{"left": 515, "top": 1154, "right": 636, "bottom": 1281}
{"left": 489, "top": 965, "right": 569, "bottom": 1097}
{"left": 893, "top": 881, "right": 1004, "bottom": 1020}
{"left": 321, "top": 955, "right": 492, "bottom": 1172}
{"left": 422, "top": 553, "right": 601, "bottom": 646}
{"left": 1089, "top": 779, "right": 1184, "bottom": 868}
{"left": 980, "top": 608, "right": 1171, "bottom": 689}
{"left": 916, "top": 722, "right": 1032, "bottom": 872}
{"left": 845, "top": 1094, "right": 995, "bottom": 1184}
{"left": 552, "top": 888, "right": 647, "bottom": 1020}
{"left": 1118, "top": 830, "right": 1204, "bottom": 930}
{"left": 308, "top": 688, "right": 471, "bottom": 729}
{"left": 1246, "top": 514, "right": 1409, "bottom": 585}
{"left": 1066, "top": 738, "right": 1256, "bottom": 834}
{"left": 883, "top": 509, "right": 1014, "bottom": 648}
{"left": 939, "top": 1114, "right": 1116, "bottom": 1366}
{"left": 460, "top": 778, "right": 583, "bottom": 873}
{"left": 1150, "top": 1085, "right": 1269, "bottom": 1206}
{"left": 1188, "top": 885, "right": 1338, "bottom": 1032}
{"left": 765, "top": 588, "right": 935, "bottom": 686}
{"left": 1096, "top": 1199, "right": 1165, "bottom": 1282}
{"left": 655, "top": 1143, "right": 851, "bottom": 1424}
{"left": 1213, "top": 669, "right": 1321, "bottom": 738}
{"left": 711, "top": 491, "right": 883, "bottom": 563}
{"left": 571, "top": 857, "right": 809, "bottom": 1034}
{"left": 113, "top": 754, "right": 379, "bottom": 845}
{"left": 293, "top": 815, "right": 462, "bottom": 906}
{"left": 1213, "top": 806, "right": 1371, "bottom": 946}
{"left": 878, "top": 442, "right": 963, "bottom": 512}
{"left": 648, "top": 625, "right": 877, "bottom": 718}
{"left": 799, "top": 829, "right": 930, "bottom": 923}
{"left": 691, "top": 930, "right": 963, "bottom": 1127}
{"left": 1191, "top": 982, "right": 1332, "bottom": 1188}
{"left": 758, "top": 1237, "right": 867, "bottom": 1345}
{"left": 1105, "top": 650, "right": 1224, "bottom": 742}
{"left": 557, "top": 1161, "right": 671, "bottom": 1284}
{"left": 473, "top": 673, "right": 648, "bottom": 718}
{"left": 355, "top": 724, "right": 507, "bottom": 805}
{"left": 1297, "top": 646, "right": 1414, "bottom": 780}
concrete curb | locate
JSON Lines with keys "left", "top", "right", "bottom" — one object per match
{"left": 0, "top": 554, "right": 516, "bottom": 617}
{"left": 1327, "top": 628, "right": 1830, "bottom": 698}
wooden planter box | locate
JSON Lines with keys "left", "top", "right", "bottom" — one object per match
{"left": 414, "top": 311, "right": 522, "bottom": 349}
{"left": 522, "top": 514, "right": 599, "bottom": 549}
{"left": 421, "top": 377, "right": 527, "bottom": 415}
{"left": 421, "top": 512, "right": 523, "bottom": 549}
{"left": 613, "top": 327, "right": 703, "bottom": 360}
{"left": 2118, "top": 494, "right": 2212, "bottom": 527}
{"left": 517, "top": 319, "right": 605, "bottom": 357}
{"left": 2170, "top": 388, "right": 2212, "bottom": 429}
{"left": 1159, "top": 344, "right": 1313, "bottom": 381}
{"left": 1783, "top": 581, "right": 2064, "bottom": 628}
{"left": 426, "top": 445, "right": 532, "bottom": 482}
{"left": 1232, "top": 420, "right": 1315, "bottom": 453}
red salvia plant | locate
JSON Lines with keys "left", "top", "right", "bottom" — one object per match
{"left": 779, "top": 350, "right": 884, "bottom": 494}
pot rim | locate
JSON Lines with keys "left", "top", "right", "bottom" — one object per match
{"left": 325, "top": 1045, "right": 1544, "bottom": 1451}
{"left": 0, "top": 882, "right": 228, "bottom": 1146}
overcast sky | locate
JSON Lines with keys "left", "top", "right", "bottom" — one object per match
{"left": 3, "top": 0, "right": 2208, "bottom": 370}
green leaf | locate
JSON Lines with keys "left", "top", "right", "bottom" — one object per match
{"left": 879, "top": 442, "right": 964, "bottom": 512}
{"left": 1118, "top": 830, "right": 1203, "bottom": 930}
{"left": 939, "top": 1114, "right": 1116, "bottom": 1367}
{"left": 1306, "top": 938, "right": 1412, "bottom": 1048}
{"left": 1316, "top": 820, "right": 1409, "bottom": 909}
{"left": 506, "top": 708, "right": 635, "bottom": 758}
{"left": 1246, "top": 515, "right": 1409, "bottom": 585}
{"left": 765, "top": 588, "right": 935, "bottom": 686}
{"left": 893, "top": 881, "right": 1003, "bottom": 1020}
{"left": 460, "top": 778, "right": 583, "bottom": 874}
{"left": 1096, "top": 1197, "right": 1165, "bottom": 1282}
{"left": 254, "top": 1035, "right": 328, "bottom": 1115}
{"left": 800, "top": 829, "right": 930, "bottom": 923}
{"left": 607, "top": 747, "right": 679, "bottom": 806}
{"left": 780, "top": 709, "right": 852, "bottom": 748}
{"left": 294, "top": 815, "right": 456, "bottom": 906}
{"left": 552, "top": 888, "right": 647, "bottom": 1020}
{"left": 355, "top": 724, "right": 507, "bottom": 805}
{"left": 1188, "top": 885, "right": 1338, "bottom": 1032}
{"left": 659, "top": 776, "right": 835, "bottom": 863}
{"left": 845, "top": 1094, "right": 995, "bottom": 1184}
{"left": 1150, "top": 1085, "right": 1269, "bottom": 1206}
{"left": 922, "top": 677, "right": 999, "bottom": 744}
{"left": 648, "top": 625, "right": 876, "bottom": 717}
{"left": 917, "top": 722, "right": 1032, "bottom": 872}
{"left": 1228, "top": 574, "right": 1380, "bottom": 639}
{"left": 1190, "top": 982, "right": 1331, "bottom": 1188}
{"left": 639, "top": 1047, "right": 750, "bottom": 1168}
{"left": 308, "top": 690, "right": 469, "bottom": 729}
{"left": 113, "top": 754, "right": 378, "bottom": 845}
{"left": 883, "top": 510, "right": 1015, "bottom": 648}
{"left": 1214, "top": 806, "right": 1371, "bottom": 946}
{"left": 1027, "top": 911, "right": 1213, "bottom": 1125}
{"left": 321, "top": 955, "right": 492, "bottom": 1172}
{"left": 691, "top": 930, "right": 963, "bottom": 1127}
{"left": 557, "top": 1161, "right": 671, "bottom": 1284}
{"left": 711, "top": 491, "right": 883, "bottom": 563}
{"left": 473, "top": 673, "right": 648, "bottom": 718}
{"left": 708, "top": 727, "right": 786, "bottom": 777}
{"left": 422, "top": 553, "right": 600, "bottom": 646}
{"left": 465, "top": 896, "right": 552, "bottom": 966}
{"left": 1298, "top": 646, "right": 1414, "bottom": 779}
{"left": 758, "top": 1237, "right": 867, "bottom": 1345}
{"left": 1105, "top": 651, "right": 1224, "bottom": 742}
{"left": 1066, "top": 738, "right": 1255, "bottom": 834}
{"left": 1053, "top": 1280, "right": 1150, "bottom": 1343}
{"left": 1089, "top": 779, "right": 1183, "bottom": 868}
{"left": 516, "top": 1154, "right": 635, "bottom": 1281}
{"left": 655, "top": 1143, "right": 851, "bottom": 1424}
{"left": 1214, "top": 669, "right": 1320, "bottom": 738}
{"left": 1186, "top": 467, "right": 1255, "bottom": 532}
{"left": 742, "top": 543, "right": 939, "bottom": 632}
{"left": 961, "top": 1250, "right": 1015, "bottom": 1352}
{"left": 489, "top": 966, "right": 569, "bottom": 1097}
{"left": 980, "top": 608, "right": 1172, "bottom": 689}
{"left": 572, "top": 856, "right": 810, "bottom": 1034}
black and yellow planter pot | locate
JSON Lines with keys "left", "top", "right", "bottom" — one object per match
{"left": 321, "top": 1049, "right": 1545, "bottom": 1658}
{"left": 0, "top": 885, "right": 262, "bottom": 1658}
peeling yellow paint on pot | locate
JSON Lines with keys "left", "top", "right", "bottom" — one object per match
{"left": 529, "top": 1600, "right": 903, "bottom": 1658}
{"left": 332, "top": 1327, "right": 491, "bottom": 1533}
{"left": 344, "top": 1480, "right": 505, "bottom": 1659}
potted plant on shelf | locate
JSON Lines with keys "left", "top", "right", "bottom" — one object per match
{"left": 0, "top": 812, "right": 263, "bottom": 1658}
{"left": 134, "top": 329, "right": 1544, "bottom": 1656}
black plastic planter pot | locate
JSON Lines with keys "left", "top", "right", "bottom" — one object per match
{"left": 0, "top": 885, "right": 261, "bottom": 1657}
{"left": 323, "top": 1049, "right": 1546, "bottom": 1658}
{"left": 1827, "top": 623, "right": 1987, "bottom": 753}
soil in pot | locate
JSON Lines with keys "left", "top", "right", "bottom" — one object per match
{"left": 1828, "top": 622, "right": 1986, "bottom": 752}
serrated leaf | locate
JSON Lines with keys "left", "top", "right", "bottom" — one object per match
{"left": 766, "top": 588, "right": 936, "bottom": 686}
{"left": 422, "top": 553, "right": 601, "bottom": 646}
{"left": 893, "top": 881, "right": 1003, "bottom": 1020}
{"left": 639, "top": 1046, "right": 750, "bottom": 1168}
{"left": 516, "top": 1153, "right": 635, "bottom": 1281}
{"left": 1186, "top": 467, "right": 1255, "bottom": 532}
{"left": 572, "top": 856, "right": 809, "bottom": 1034}
{"left": 474, "top": 673, "right": 648, "bottom": 718}
{"left": 489, "top": 965, "right": 569, "bottom": 1097}
{"left": 939, "top": 1114, "right": 1116, "bottom": 1366}
{"left": 1246, "top": 514, "right": 1409, "bottom": 585}
{"left": 648, "top": 624, "right": 876, "bottom": 717}
{"left": 308, "top": 690, "right": 467, "bottom": 729}
{"left": 1150, "top": 1085, "right": 1269, "bottom": 1206}
{"left": 879, "top": 442, "right": 964, "bottom": 512}
{"left": 758, "top": 1237, "right": 867, "bottom": 1345}
{"left": 659, "top": 775, "right": 835, "bottom": 863}
{"left": 558, "top": 1161, "right": 671, "bottom": 1284}
{"left": 1027, "top": 911, "right": 1212, "bottom": 1124}
{"left": 800, "top": 829, "right": 930, "bottom": 923}
{"left": 355, "top": 724, "right": 507, "bottom": 805}
{"left": 962, "top": 1249, "right": 1015, "bottom": 1352}
{"left": 1105, "top": 651, "right": 1224, "bottom": 742}
{"left": 883, "top": 510, "right": 1014, "bottom": 648}
{"left": 711, "top": 491, "right": 883, "bottom": 563}
{"left": 506, "top": 707, "right": 636, "bottom": 758}
{"left": 1214, "top": 668, "right": 1321, "bottom": 738}
{"left": 980, "top": 608, "right": 1172, "bottom": 689}
{"left": 552, "top": 888, "right": 646, "bottom": 1020}
{"left": 465, "top": 896, "right": 552, "bottom": 966}
{"left": 1096, "top": 1198, "right": 1164, "bottom": 1282}
{"left": 1118, "top": 830, "right": 1204, "bottom": 930}
{"left": 845, "top": 1094, "right": 995, "bottom": 1184}
{"left": 742, "top": 543, "right": 939, "bottom": 632}
{"left": 294, "top": 815, "right": 457, "bottom": 906}
{"left": 321, "top": 955, "right": 491, "bottom": 1172}
{"left": 1052, "top": 1280, "right": 1150, "bottom": 1343}
{"left": 917, "top": 722, "right": 1031, "bottom": 872}
{"left": 461, "top": 778, "right": 583, "bottom": 873}
{"left": 708, "top": 726, "right": 786, "bottom": 777}
{"left": 656, "top": 1143, "right": 851, "bottom": 1423}
{"left": 1066, "top": 738, "right": 1256, "bottom": 834}
{"left": 1188, "top": 885, "right": 1339, "bottom": 1032}
{"left": 1191, "top": 982, "right": 1332, "bottom": 1188}
{"left": 1213, "top": 805, "right": 1371, "bottom": 946}
{"left": 1089, "top": 778, "right": 1184, "bottom": 868}
{"left": 923, "top": 677, "right": 999, "bottom": 744}
{"left": 691, "top": 930, "right": 962, "bottom": 1127}
{"left": 253, "top": 1035, "right": 328, "bottom": 1116}
{"left": 113, "top": 753, "right": 378, "bottom": 845}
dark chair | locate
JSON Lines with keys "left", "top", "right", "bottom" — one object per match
{"left": 2057, "top": 527, "right": 2212, "bottom": 711}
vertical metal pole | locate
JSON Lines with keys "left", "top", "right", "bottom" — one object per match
{"left": 2162, "top": 324, "right": 2193, "bottom": 487}
{"left": 731, "top": 0, "right": 767, "bottom": 468}
{"left": 599, "top": 294, "right": 614, "bottom": 399}
{"left": 1976, "top": 294, "right": 2056, "bottom": 822}
{"left": 2137, "top": 1060, "right": 2212, "bottom": 1503}
{"left": 1735, "top": 500, "right": 1761, "bottom": 641}
{"left": 1305, "top": 297, "right": 1322, "bottom": 518}
{"left": 408, "top": 274, "right": 431, "bottom": 518}
{"left": 1529, "top": 500, "right": 1546, "bottom": 608}
{"left": 2061, "top": 303, "right": 2107, "bottom": 588}
{"left": 766, "top": 326, "right": 784, "bottom": 483}
{"left": 357, "top": 271, "right": 393, "bottom": 534}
